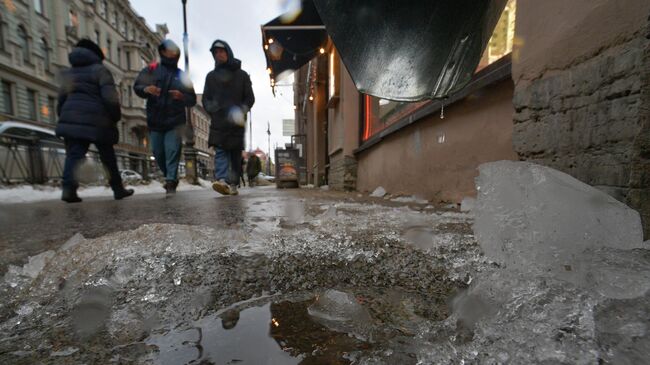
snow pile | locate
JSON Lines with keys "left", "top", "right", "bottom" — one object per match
{"left": 0, "top": 180, "right": 208, "bottom": 204}
{"left": 390, "top": 195, "right": 428, "bottom": 204}
{"left": 370, "top": 186, "right": 386, "bottom": 198}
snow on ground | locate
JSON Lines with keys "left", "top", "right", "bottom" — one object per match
{"left": 0, "top": 179, "right": 211, "bottom": 204}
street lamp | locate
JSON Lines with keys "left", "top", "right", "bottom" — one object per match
{"left": 181, "top": 0, "right": 198, "bottom": 184}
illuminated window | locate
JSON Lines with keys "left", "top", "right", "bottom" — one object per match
{"left": 478, "top": 0, "right": 517, "bottom": 70}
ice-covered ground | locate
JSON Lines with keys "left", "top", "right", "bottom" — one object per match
{"left": 1, "top": 161, "right": 648, "bottom": 364}
{"left": 0, "top": 179, "right": 211, "bottom": 204}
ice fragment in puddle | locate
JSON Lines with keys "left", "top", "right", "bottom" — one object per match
{"left": 474, "top": 161, "right": 646, "bottom": 293}
{"left": 308, "top": 290, "right": 370, "bottom": 323}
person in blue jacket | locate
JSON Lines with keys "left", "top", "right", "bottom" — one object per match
{"left": 134, "top": 39, "right": 196, "bottom": 194}
{"left": 56, "top": 39, "right": 134, "bottom": 203}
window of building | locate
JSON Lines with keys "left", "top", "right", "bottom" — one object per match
{"left": 34, "top": 0, "right": 43, "bottom": 15}
{"left": 17, "top": 25, "right": 30, "bottom": 63}
{"left": 117, "top": 47, "right": 121, "bottom": 67}
{"left": 125, "top": 50, "right": 131, "bottom": 70}
{"left": 100, "top": 0, "right": 108, "bottom": 17}
{"left": 68, "top": 9, "right": 79, "bottom": 28}
{"left": 1, "top": 81, "right": 14, "bottom": 115}
{"left": 106, "top": 38, "right": 111, "bottom": 59}
{"left": 361, "top": 0, "right": 517, "bottom": 142}
{"left": 41, "top": 38, "right": 49, "bottom": 71}
{"left": 112, "top": 11, "right": 118, "bottom": 26}
{"left": 0, "top": 17, "right": 5, "bottom": 51}
{"left": 26, "top": 89, "right": 38, "bottom": 121}
{"left": 95, "top": 30, "right": 101, "bottom": 45}
{"left": 47, "top": 96, "right": 56, "bottom": 124}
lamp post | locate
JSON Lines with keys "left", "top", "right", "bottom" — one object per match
{"left": 181, "top": 0, "right": 198, "bottom": 184}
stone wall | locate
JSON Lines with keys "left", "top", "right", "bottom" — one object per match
{"left": 328, "top": 153, "right": 357, "bottom": 191}
{"left": 627, "top": 17, "right": 650, "bottom": 237}
{"left": 512, "top": 0, "right": 650, "bottom": 235}
{"left": 513, "top": 35, "right": 646, "bottom": 201}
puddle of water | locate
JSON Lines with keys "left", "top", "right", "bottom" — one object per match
{"left": 146, "top": 298, "right": 368, "bottom": 365}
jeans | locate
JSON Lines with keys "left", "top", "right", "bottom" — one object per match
{"left": 63, "top": 138, "right": 122, "bottom": 190}
{"left": 150, "top": 129, "right": 182, "bottom": 182}
{"left": 214, "top": 148, "right": 242, "bottom": 185}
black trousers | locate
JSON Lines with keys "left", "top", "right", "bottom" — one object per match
{"left": 62, "top": 138, "right": 122, "bottom": 190}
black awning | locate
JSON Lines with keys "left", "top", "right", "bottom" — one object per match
{"left": 261, "top": 0, "right": 328, "bottom": 84}
{"left": 313, "top": 0, "right": 508, "bottom": 101}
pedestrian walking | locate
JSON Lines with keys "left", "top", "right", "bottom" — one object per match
{"left": 56, "top": 39, "right": 134, "bottom": 203}
{"left": 202, "top": 40, "right": 255, "bottom": 196}
{"left": 134, "top": 39, "right": 196, "bottom": 194}
{"left": 247, "top": 153, "right": 262, "bottom": 187}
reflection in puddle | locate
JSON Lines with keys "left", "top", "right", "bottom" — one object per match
{"left": 146, "top": 299, "right": 367, "bottom": 365}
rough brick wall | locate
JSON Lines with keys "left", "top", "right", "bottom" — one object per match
{"left": 329, "top": 154, "right": 357, "bottom": 191}
{"left": 628, "top": 18, "right": 650, "bottom": 237}
{"left": 513, "top": 27, "right": 649, "bottom": 234}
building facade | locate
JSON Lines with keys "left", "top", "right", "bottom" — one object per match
{"left": 191, "top": 94, "right": 213, "bottom": 179}
{"left": 288, "top": 0, "right": 518, "bottom": 197}
{"left": 0, "top": 0, "right": 166, "bottom": 175}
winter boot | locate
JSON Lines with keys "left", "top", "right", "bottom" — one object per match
{"left": 165, "top": 180, "right": 178, "bottom": 194}
{"left": 229, "top": 184, "right": 239, "bottom": 196}
{"left": 61, "top": 187, "right": 82, "bottom": 203}
{"left": 212, "top": 179, "right": 231, "bottom": 195}
{"left": 113, "top": 186, "right": 135, "bottom": 200}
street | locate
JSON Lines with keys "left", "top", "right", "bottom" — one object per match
{"left": 0, "top": 187, "right": 478, "bottom": 364}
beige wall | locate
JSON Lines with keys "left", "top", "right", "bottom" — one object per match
{"left": 513, "top": 0, "right": 650, "bottom": 83}
{"left": 357, "top": 79, "right": 517, "bottom": 203}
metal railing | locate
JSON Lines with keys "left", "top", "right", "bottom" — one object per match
{"left": 0, "top": 133, "right": 151, "bottom": 185}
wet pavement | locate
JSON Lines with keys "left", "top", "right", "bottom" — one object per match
{"left": 1, "top": 184, "right": 648, "bottom": 364}
{"left": 0, "top": 186, "right": 431, "bottom": 273}
{"left": 0, "top": 186, "right": 480, "bottom": 364}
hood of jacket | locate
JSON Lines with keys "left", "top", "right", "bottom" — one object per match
{"left": 212, "top": 39, "right": 242, "bottom": 71}
{"left": 68, "top": 47, "right": 103, "bottom": 67}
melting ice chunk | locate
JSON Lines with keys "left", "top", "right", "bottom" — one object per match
{"left": 474, "top": 161, "right": 648, "bottom": 297}
{"left": 370, "top": 186, "right": 387, "bottom": 198}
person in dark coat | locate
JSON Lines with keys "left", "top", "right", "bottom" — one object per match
{"left": 246, "top": 153, "right": 262, "bottom": 187}
{"left": 202, "top": 39, "right": 255, "bottom": 196}
{"left": 56, "top": 39, "right": 133, "bottom": 203}
{"left": 133, "top": 39, "right": 196, "bottom": 194}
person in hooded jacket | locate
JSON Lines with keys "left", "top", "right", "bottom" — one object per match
{"left": 202, "top": 40, "right": 255, "bottom": 196}
{"left": 56, "top": 39, "right": 134, "bottom": 203}
{"left": 133, "top": 39, "right": 196, "bottom": 194}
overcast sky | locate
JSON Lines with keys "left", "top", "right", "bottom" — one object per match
{"left": 130, "top": 0, "right": 296, "bottom": 153}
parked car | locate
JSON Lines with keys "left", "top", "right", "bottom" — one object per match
{"left": 120, "top": 169, "right": 142, "bottom": 183}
